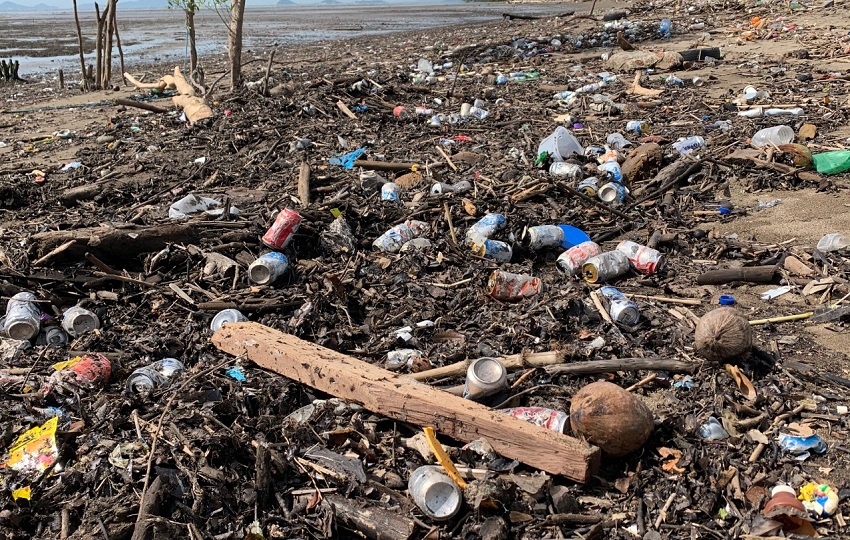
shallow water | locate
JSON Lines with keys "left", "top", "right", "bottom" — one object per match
{"left": 0, "top": 3, "right": 569, "bottom": 75}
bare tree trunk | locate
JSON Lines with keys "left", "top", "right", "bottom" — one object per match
{"left": 94, "top": 2, "right": 104, "bottom": 89}
{"left": 228, "top": 0, "right": 245, "bottom": 90}
{"left": 112, "top": 1, "right": 125, "bottom": 86}
{"left": 72, "top": 0, "right": 88, "bottom": 91}
{"left": 102, "top": 0, "right": 115, "bottom": 89}
{"left": 186, "top": 8, "right": 198, "bottom": 75}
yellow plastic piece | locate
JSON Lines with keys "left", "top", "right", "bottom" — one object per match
{"left": 422, "top": 427, "right": 467, "bottom": 490}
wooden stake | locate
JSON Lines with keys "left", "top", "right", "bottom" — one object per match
{"left": 212, "top": 323, "right": 601, "bottom": 481}
{"left": 297, "top": 162, "right": 311, "bottom": 206}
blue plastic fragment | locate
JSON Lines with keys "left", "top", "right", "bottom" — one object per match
{"left": 225, "top": 366, "right": 247, "bottom": 382}
{"left": 329, "top": 147, "right": 367, "bottom": 169}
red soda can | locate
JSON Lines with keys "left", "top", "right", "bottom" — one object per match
{"left": 487, "top": 270, "right": 542, "bottom": 301}
{"left": 41, "top": 353, "right": 112, "bottom": 396}
{"left": 262, "top": 208, "right": 302, "bottom": 250}
{"left": 502, "top": 407, "right": 569, "bottom": 433}
{"left": 556, "top": 241, "right": 602, "bottom": 277}
{"left": 616, "top": 240, "right": 666, "bottom": 275}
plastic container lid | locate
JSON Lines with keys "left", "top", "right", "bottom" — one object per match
{"left": 557, "top": 225, "right": 591, "bottom": 249}
{"left": 718, "top": 295, "right": 736, "bottom": 305}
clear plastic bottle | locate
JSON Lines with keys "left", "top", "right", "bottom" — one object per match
{"left": 672, "top": 136, "right": 706, "bottom": 155}
{"left": 750, "top": 125, "right": 794, "bottom": 148}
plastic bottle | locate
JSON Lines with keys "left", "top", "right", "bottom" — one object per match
{"left": 816, "top": 232, "right": 850, "bottom": 252}
{"left": 812, "top": 150, "right": 850, "bottom": 175}
{"left": 659, "top": 18, "right": 672, "bottom": 37}
{"left": 750, "top": 125, "right": 794, "bottom": 148}
{"left": 672, "top": 136, "right": 706, "bottom": 155}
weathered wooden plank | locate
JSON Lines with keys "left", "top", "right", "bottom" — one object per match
{"left": 212, "top": 322, "right": 600, "bottom": 482}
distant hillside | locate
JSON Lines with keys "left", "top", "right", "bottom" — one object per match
{"left": 0, "top": 1, "right": 55, "bottom": 10}
{"left": 277, "top": 0, "right": 296, "bottom": 4}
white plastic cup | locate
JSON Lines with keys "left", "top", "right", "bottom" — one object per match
{"left": 249, "top": 252, "right": 289, "bottom": 285}
{"left": 4, "top": 292, "right": 41, "bottom": 340}
{"left": 211, "top": 309, "right": 248, "bottom": 332}
{"left": 463, "top": 357, "right": 508, "bottom": 400}
{"left": 62, "top": 306, "right": 100, "bottom": 337}
{"left": 750, "top": 125, "right": 794, "bottom": 148}
{"left": 408, "top": 466, "right": 462, "bottom": 520}
{"left": 538, "top": 127, "right": 584, "bottom": 161}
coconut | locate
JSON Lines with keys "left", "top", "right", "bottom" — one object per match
{"left": 569, "top": 381, "right": 654, "bottom": 457}
{"left": 694, "top": 307, "right": 752, "bottom": 362}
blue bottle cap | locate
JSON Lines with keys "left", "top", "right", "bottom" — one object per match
{"left": 558, "top": 224, "right": 591, "bottom": 249}
{"left": 718, "top": 295, "right": 735, "bottom": 305}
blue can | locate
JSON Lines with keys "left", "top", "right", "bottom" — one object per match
{"left": 599, "top": 286, "right": 640, "bottom": 325}
{"left": 577, "top": 177, "right": 599, "bottom": 196}
{"left": 598, "top": 181, "right": 628, "bottom": 204}
{"left": 466, "top": 213, "right": 507, "bottom": 245}
{"left": 381, "top": 182, "right": 402, "bottom": 203}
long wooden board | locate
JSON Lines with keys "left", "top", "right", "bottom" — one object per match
{"left": 212, "top": 322, "right": 600, "bottom": 482}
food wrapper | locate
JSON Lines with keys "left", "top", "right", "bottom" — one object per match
{"left": 2, "top": 417, "right": 60, "bottom": 500}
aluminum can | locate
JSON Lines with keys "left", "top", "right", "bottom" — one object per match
{"left": 598, "top": 160, "right": 623, "bottom": 182}
{"left": 616, "top": 240, "right": 666, "bottom": 275}
{"left": 36, "top": 327, "right": 68, "bottom": 347}
{"left": 42, "top": 353, "right": 111, "bottom": 396}
{"left": 465, "top": 213, "right": 506, "bottom": 245}
{"left": 582, "top": 251, "right": 630, "bottom": 283}
{"left": 463, "top": 357, "right": 508, "bottom": 400}
{"left": 460, "top": 103, "right": 473, "bottom": 117}
{"left": 381, "top": 182, "right": 402, "bottom": 203}
{"left": 488, "top": 270, "right": 541, "bottom": 301}
{"left": 431, "top": 180, "right": 472, "bottom": 195}
{"left": 672, "top": 136, "right": 705, "bottom": 155}
{"left": 598, "top": 181, "right": 629, "bottom": 204}
{"left": 408, "top": 466, "right": 462, "bottom": 521}
{"left": 126, "top": 358, "right": 186, "bottom": 394}
{"left": 502, "top": 406, "right": 569, "bottom": 433}
{"left": 626, "top": 120, "right": 648, "bottom": 134}
{"left": 556, "top": 241, "right": 602, "bottom": 277}
{"left": 577, "top": 177, "right": 599, "bottom": 197}
{"left": 62, "top": 306, "right": 100, "bottom": 337}
{"left": 549, "top": 162, "right": 583, "bottom": 180}
{"left": 527, "top": 225, "right": 564, "bottom": 250}
{"left": 393, "top": 105, "right": 408, "bottom": 118}
{"left": 4, "top": 291, "right": 41, "bottom": 340}
{"left": 211, "top": 308, "right": 247, "bottom": 332}
{"left": 599, "top": 286, "right": 640, "bottom": 325}
{"left": 373, "top": 220, "right": 429, "bottom": 253}
{"left": 471, "top": 239, "right": 512, "bottom": 262}
{"left": 415, "top": 106, "right": 433, "bottom": 115}
{"left": 249, "top": 252, "right": 289, "bottom": 285}
{"left": 262, "top": 208, "right": 302, "bottom": 250}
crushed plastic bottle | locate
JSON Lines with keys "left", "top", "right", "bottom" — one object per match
{"left": 816, "top": 232, "right": 850, "bottom": 252}
{"left": 778, "top": 433, "right": 827, "bottom": 458}
{"left": 750, "top": 125, "right": 794, "bottom": 148}
{"left": 698, "top": 417, "right": 729, "bottom": 440}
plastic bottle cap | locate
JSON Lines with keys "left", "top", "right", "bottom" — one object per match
{"left": 718, "top": 295, "right": 736, "bottom": 305}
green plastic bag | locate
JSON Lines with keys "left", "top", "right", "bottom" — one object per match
{"left": 813, "top": 150, "right": 850, "bottom": 175}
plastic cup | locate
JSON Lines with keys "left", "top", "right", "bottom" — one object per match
{"left": 538, "top": 127, "right": 584, "bottom": 162}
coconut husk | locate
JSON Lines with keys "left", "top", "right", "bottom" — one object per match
{"left": 695, "top": 307, "right": 753, "bottom": 362}
{"left": 569, "top": 381, "right": 654, "bottom": 457}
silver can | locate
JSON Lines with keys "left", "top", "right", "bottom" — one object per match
{"left": 62, "top": 306, "right": 100, "bottom": 337}
{"left": 381, "top": 182, "right": 402, "bottom": 203}
{"left": 4, "top": 291, "right": 41, "bottom": 340}
{"left": 431, "top": 180, "right": 472, "bottom": 195}
{"left": 598, "top": 181, "right": 629, "bottom": 204}
{"left": 471, "top": 239, "right": 512, "bottom": 263}
{"left": 577, "top": 177, "right": 599, "bottom": 197}
{"left": 599, "top": 286, "right": 640, "bottom": 325}
{"left": 598, "top": 160, "right": 623, "bottom": 182}
{"left": 526, "top": 225, "right": 565, "bottom": 250}
{"left": 408, "top": 466, "right": 462, "bottom": 521}
{"left": 465, "top": 213, "right": 506, "bottom": 246}
{"left": 548, "top": 162, "right": 583, "bottom": 180}
{"left": 616, "top": 240, "right": 666, "bottom": 275}
{"left": 126, "top": 358, "right": 186, "bottom": 394}
{"left": 373, "top": 220, "right": 430, "bottom": 253}
{"left": 386, "top": 349, "right": 425, "bottom": 370}
{"left": 556, "top": 241, "right": 602, "bottom": 277}
{"left": 582, "top": 251, "right": 630, "bottom": 283}
{"left": 248, "top": 252, "right": 289, "bottom": 285}
{"left": 36, "top": 327, "right": 68, "bottom": 347}
{"left": 463, "top": 357, "right": 508, "bottom": 400}
{"left": 211, "top": 308, "right": 247, "bottom": 332}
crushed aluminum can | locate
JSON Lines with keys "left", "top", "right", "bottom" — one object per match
{"left": 41, "top": 353, "right": 112, "bottom": 397}
{"left": 126, "top": 358, "right": 186, "bottom": 394}
{"left": 548, "top": 162, "right": 583, "bottom": 180}
{"left": 626, "top": 120, "right": 649, "bottom": 134}
{"left": 598, "top": 181, "right": 629, "bottom": 204}
{"left": 262, "top": 208, "right": 302, "bottom": 250}
{"left": 599, "top": 286, "right": 640, "bottom": 325}
{"left": 616, "top": 240, "right": 666, "bottom": 275}
{"left": 62, "top": 306, "right": 100, "bottom": 337}
{"left": 248, "top": 252, "right": 289, "bottom": 285}
{"left": 471, "top": 239, "right": 512, "bottom": 262}
{"left": 582, "top": 251, "right": 630, "bottom": 283}
{"left": 465, "top": 213, "right": 506, "bottom": 245}
{"left": 598, "top": 160, "right": 623, "bottom": 182}
{"left": 36, "top": 327, "right": 68, "bottom": 347}
{"left": 381, "top": 182, "right": 402, "bottom": 203}
{"left": 526, "top": 225, "right": 564, "bottom": 250}
{"left": 577, "top": 177, "right": 599, "bottom": 197}
{"left": 672, "top": 136, "right": 706, "bottom": 155}
{"left": 430, "top": 180, "right": 472, "bottom": 195}
{"left": 488, "top": 270, "right": 541, "bottom": 301}
{"left": 373, "top": 220, "right": 430, "bottom": 253}
{"left": 320, "top": 216, "right": 357, "bottom": 253}
{"left": 3, "top": 291, "right": 41, "bottom": 340}
{"left": 211, "top": 309, "right": 248, "bottom": 332}
{"left": 463, "top": 357, "right": 508, "bottom": 400}
{"left": 502, "top": 406, "right": 569, "bottom": 433}
{"left": 386, "top": 349, "right": 426, "bottom": 371}
{"left": 556, "top": 241, "right": 602, "bottom": 277}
